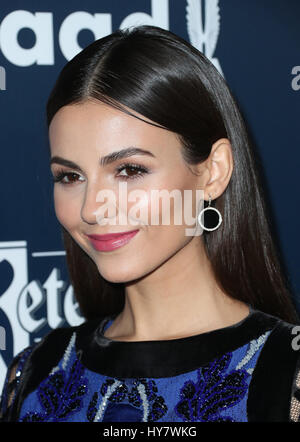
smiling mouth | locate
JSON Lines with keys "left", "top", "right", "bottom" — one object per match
{"left": 86, "top": 229, "right": 139, "bottom": 252}
{"left": 86, "top": 229, "right": 139, "bottom": 241}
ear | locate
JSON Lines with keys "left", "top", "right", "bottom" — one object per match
{"left": 202, "top": 138, "right": 234, "bottom": 200}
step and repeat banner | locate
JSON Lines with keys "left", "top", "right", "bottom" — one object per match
{"left": 0, "top": 0, "right": 300, "bottom": 391}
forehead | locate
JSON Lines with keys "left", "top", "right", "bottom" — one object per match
{"left": 49, "top": 100, "right": 182, "bottom": 158}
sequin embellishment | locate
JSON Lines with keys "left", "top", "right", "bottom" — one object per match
{"left": 175, "top": 351, "right": 249, "bottom": 422}
{"left": 0, "top": 345, "right": 34, "bottom": 418}
{"left": 16, "top": 330, "right": 272, "bottom": 422}
{"left": 90, "top": 378, "right": 168, "bottom": 422}
{"left": 20, "top": 332, "right": 89, "bottom": 422}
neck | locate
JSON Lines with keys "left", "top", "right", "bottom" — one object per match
{"left": 104, "top": 237, "right": 249, "bottom": 341}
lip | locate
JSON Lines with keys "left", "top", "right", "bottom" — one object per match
{"left": 86, "top": 230, "right": 139, "bottom": 252}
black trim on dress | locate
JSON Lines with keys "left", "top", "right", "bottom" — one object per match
{"left": 75, "top": 308, "right": 278, "bottom": 378}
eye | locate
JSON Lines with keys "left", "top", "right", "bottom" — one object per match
{"left": 115, "top": 162, "right": 149, "bottom": 181}
{"left": 52, "top": 163, "right": 150, "bottom": 185}
{"left": 52, "top": 169, "right": 85, "bottom": 185}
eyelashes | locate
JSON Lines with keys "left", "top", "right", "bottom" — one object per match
{"left": 52, "top": 170, "right": 84, "bottom": 185}
{"left": 52, "top": 162, "right": 150, "bottom": 185}
{"left": 115, "top": 162, "right": 149, "bottom": 180}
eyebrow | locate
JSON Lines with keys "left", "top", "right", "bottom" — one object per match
{"left": 50, "top": 147, "right": 156, "bottom": 170}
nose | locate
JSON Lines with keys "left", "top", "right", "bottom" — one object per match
{"left": 80, "top": 180, "right": 117, "bottom": 226}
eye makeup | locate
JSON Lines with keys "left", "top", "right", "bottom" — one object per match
{"left": 52, "top": 162, "right": 150, "bottom": 185}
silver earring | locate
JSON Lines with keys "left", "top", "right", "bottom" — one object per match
{"left": 197, "top": 193, "right": 222, "bottom": 231}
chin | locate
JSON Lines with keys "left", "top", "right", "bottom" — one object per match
{"left": 96, "top": 263, "right": 141, "bottom": 284}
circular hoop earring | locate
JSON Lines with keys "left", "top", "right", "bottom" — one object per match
{"left": 197, "top": 194, "right": 222, "bottom": 231}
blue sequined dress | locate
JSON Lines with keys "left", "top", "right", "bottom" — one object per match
{"left": 1, "top": 306, "right": 300, "bottom": 422}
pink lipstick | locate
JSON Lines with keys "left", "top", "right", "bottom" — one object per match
{"left": 86, "top": 230, "right": 139, "bottom": 252}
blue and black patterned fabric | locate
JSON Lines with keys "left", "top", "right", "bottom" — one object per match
{"left": 1, "top": 306, "right": 300, "bottom": 422}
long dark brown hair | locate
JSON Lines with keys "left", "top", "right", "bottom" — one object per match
{"left": 47, "top": 25, "right": 299, "bottom": 323}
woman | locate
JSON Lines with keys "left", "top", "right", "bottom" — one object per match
{"left": 1, "top": 25, "right": 300, "bottom": 423}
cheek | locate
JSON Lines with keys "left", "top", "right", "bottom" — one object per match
{"left": 146, "top": 175, "right": 196, "bottom": 227}
{"left": 125, "top": 189, "right": 152, "bottom": 226}
{"left": 53, "top": 187, "right": 80, "bottom": 228}
{"left": 124, "top": 187, "right": 177, "bottom": 227}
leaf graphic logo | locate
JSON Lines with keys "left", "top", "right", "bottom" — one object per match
{"left": 186, "top": 0, "right": 224, "bottom": 76}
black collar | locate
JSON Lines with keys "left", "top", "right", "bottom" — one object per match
{"left": 75, "top": 307, "right": 279, "bottom": 378}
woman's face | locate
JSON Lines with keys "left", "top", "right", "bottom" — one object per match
{"left": 49, "top": 100, "right": 205, "bottom": 283}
